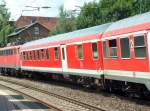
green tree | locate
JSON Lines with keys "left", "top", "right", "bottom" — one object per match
{"left": 76, "top": 0, "right": 150, "bottom": 29}
{"left": 0, "top": 1, "right": 13, "bottom": 46}
{"left": 50, "top": 5, "right": 76, "bottom": 35}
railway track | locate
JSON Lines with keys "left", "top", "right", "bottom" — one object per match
{"left": 0, "top": 76, "right": 107, "bottom": 111}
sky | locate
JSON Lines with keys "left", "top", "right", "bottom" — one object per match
{"left": 1, "top": 0, "right": 95, "bottom": 21}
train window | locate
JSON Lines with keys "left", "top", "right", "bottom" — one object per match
{"left": 28, "top": 52, "right": 30, "bottom": 60}
{"left": 33, "top": 50, "right": 36, "bottom": 60}
{"left": 37, "top": 50, "right": 40, "bottom": 60}
{"left": 92, "top": 42, "right": 98, "bottom": 59}
{"left": 134, "top": 35, "right": 146, "bottom": 58}
{"left": 5, "top": 50, "right": 7, "bottom": 55}
{"left": 120, "top": 38, "right": 130, "bottom": 58}
{"left": 14, "top": 49, "right": 16, "bottom": 54}
{"left": 10, "top": 49, "right": 13, "bottom": 55}
{"left": 41, "top": 49, "right": 44, "bottom": 60}
{"left": 26, "top": 52, "right": 29, "bottom": 60}
{"left": 77, "top": 44, "right": 83, "bottom": 59}
{"left": 109, "top": 39, "right": 117, "bottom": 58}
{"left": 54, "top": 47, "right": 58, "bottom": 59}
{"left": 30, "top": 51, "right": 32, "bottom": 60}
{"left": 46, "top": 49, "right": 49, "bottom": 60}
{"left": 23, "top": 52, "right": 25, "bottom": 60}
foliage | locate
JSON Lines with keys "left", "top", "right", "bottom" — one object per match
{"left": 0, "top": 1, "right": 13, "bottom": 46}
{"left": 50, "top": 5, "right": 76, "bottom": 35}
{"left": 76, "top": 0, "right": 150, "bottom": 29}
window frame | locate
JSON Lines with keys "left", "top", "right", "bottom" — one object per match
{"left": 46, "top": 48, "right": 50, "bottom": 60}
{"left": 33, "top": 50, "right": 36, "bottom": 60}
{"left": 134, "top": 34, "right": 146, "bottom": 59}
{"left": 37, "top": 50, "right": 40, "bottom": 60}
{"left": 91, "top": 42, "right": 99, "bottom": 60}
{"left": 108, "top": 39, "right": 118, "bottom": 58}
{"left": 41, "top": 49, "right": 45, "bottom": 60}
{"left": 54, "top": 47, "right": 59, "bottom": 60}
{"left": 120, "top": 37, "right": 131, "bottom": 59}
{"left": 76, "top": 44, "right": 84, "bottom": 60}
{"left": 29, "top": 51, "right": 33, "bottom": 61}
{"left": 26, "top": 52, "right": 29, "bottom": 60}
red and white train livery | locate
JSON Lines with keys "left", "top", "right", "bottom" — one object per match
{"left": 1, "top": 12, "right": 150, "bottom": 95}
{"left": 20, "top": 23, "right": 111, "bottom": 79}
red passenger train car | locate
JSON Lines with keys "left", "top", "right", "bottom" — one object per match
{"left": 1, "top": 12, "right": 150, "bottom": 97}
{"left": 0, "top": 45, "right": 21, "bottom": 74}
{"left": 102, "top": 12, "right": 150, "bottom": 93}
{"left": 20, "top": 23, "right": 111, "bottom": 81}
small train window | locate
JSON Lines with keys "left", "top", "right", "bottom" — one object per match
{"left": 14, "top": 49, "right": 16, "bottom": 54}
{"left": 120, "top": 37, "right": 130, "bottom": 58}
{"left": 54, "top": 47, "right": 58, "bottom": 60}
{"left": 109, "top": 39, "right": 117, "bottom": 58}
{"left": 37, "top": 50, "right": 40, "bottom": 60}
{"left": 33, "top": 50, "right": 36, "bottom": 60}
{"left": 77, "top": 45, "right": 83, "bottom": 59}
{"left": 30, "top": 51, "right": 32, "bottom": 60}
{"left": 23, "top": 52, "right": 26, "bottom": 60}
{"left": 92, "top": 42, "right": 98, "bottom": 59}
{"left": 46, "top": 49, "right": 50, "bottom": 60}
{"left": 134, "top": 35, "right": 146, "bottom": 58}
{"left": 26, "top": 52, "right": 29, "bottom": 60}
{"left": 41, "top": 49, "right": 44, "bottom": 60}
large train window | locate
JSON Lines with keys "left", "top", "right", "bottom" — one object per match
{"left": 109, "top": 39, "right": 117, "bottom": 58}
{"left": 102, "top": 41, "right": 107, "bottom": 58}
{"left": 134, "top": 35, "right": 146, "bottom": 58}
{"left": 77, "top": 44, "right": 83, "bottom": 59}
{"left": 46, "top": 49, "right": 49, "bottom": 60}
{"left": 41, "top": 49, "right": 44, "bottom": 60}
{"left": 54, "top": 47, "right": 58, "bottom": 59}
{"left": 92, "top": 42, "right": 98, "bottom": 59}
{"left": 120, "top": 37, "right": 130, "bottom": 58}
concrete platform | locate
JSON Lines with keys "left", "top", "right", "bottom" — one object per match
{"left": 0, "top": 86, "right": 51, "bottom": 111}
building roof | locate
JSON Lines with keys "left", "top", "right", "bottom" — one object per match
{"left": 8, "top": 22, "right": 48, "bottom": 37}
{"left": 22, "top": 23, "right": 111, "bottom": 49}
{"left": 15, "top": 16, "right": 58, "bottom": 30}
{"left": 103, "top": 11, "right": 150, "bottom": 37}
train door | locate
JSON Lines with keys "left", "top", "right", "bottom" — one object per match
{"left": 60, "top": 45, "right": 68, "bottom": 71}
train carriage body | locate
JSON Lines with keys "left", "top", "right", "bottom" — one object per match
{"left": 0, "top": 45, "right": 21, "bottom": 71}
{"left": 102, "top": 12, "right": 150, "bottom": 90}
{"left": 20, "top": 23, "right": 111, "bottom": 78}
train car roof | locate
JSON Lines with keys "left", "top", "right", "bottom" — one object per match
{"left": 103, "top": 11, "right": 150, "bottom": 38}
{"left": 0, "top": 45, "right": 20, "bottom": 51}
{"left": 22, "top": 23, "right": 111, "bottom": 49}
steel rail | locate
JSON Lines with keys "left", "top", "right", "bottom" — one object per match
{"left": 0, "top": 77, "right": 107, "bottom": 111}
